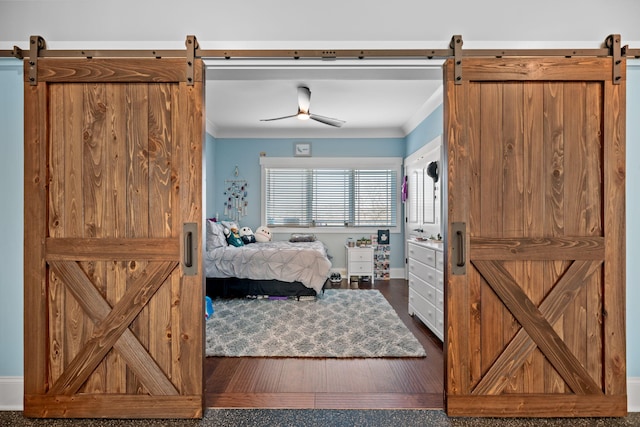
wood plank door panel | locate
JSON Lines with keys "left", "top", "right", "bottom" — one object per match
{"left": 23, "top": 58, "right": 205, "bottom": 418}
{"left": 444, "top": 57, "right": 626, "bottom": 417}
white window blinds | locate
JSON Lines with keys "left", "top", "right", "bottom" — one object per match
{"left": 263, "top": 162, "right": 398, "bottom": 228}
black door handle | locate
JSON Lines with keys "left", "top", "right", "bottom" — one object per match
{"left": 183, "top": 223, "right": 198, "bottom": 276}
{"left": 451, "top": 222, "right": 466, "bottom": 275}
{"left": 456, "top": 230, "right": 465, "bottom": 267}
{"left": 184, "top": 231, "right": 193, "bottom": 268}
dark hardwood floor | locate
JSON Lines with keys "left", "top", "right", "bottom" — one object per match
{"left": 204, "top": 278, "right": 445, "bottom": 409}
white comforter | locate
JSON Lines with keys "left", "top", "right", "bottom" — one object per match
{"left": 205, "top": 241, "right": 331, "bottom": 294}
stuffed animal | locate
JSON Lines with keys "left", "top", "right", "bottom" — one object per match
{"left": 224, "top": 225, "right": 244, "bottom": 247}
{"left": 254, "top": 225, "right": 272, "bottom": 243}
{"left": 239, "top": 226, "right": 256, "bottom": 244}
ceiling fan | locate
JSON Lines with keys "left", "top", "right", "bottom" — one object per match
{"left": 260, "top": 86, "right": 346, "bottom": 128}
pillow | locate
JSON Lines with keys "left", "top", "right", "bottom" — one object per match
{"left": 289, "top": 233, "right": 316, "bottom": 243}
{"left": 220, "top": 220, "right": 239, "bottom": 232}
{"left": 206, "top": 220, "right": 228, "bottom": 249}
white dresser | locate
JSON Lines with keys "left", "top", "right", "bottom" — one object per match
{"left": 407, "top": 240, "right": 444, "bottom": 340}
{"left": 346, "top": 245, "right": 375, "bottom": 284}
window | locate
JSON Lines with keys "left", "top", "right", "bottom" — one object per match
{"left": 260, "top": 157, "right": 401, "bottom": 231}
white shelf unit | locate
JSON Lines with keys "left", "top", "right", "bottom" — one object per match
{"left": 374, "top": 244, "right": 390, "bottom": 280}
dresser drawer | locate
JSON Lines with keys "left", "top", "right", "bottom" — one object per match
{"left": 436, "top": 309, "right": 444, "bottom": 338}
{"left": 408, "top": 273, "right": 436, "bottom": 306}
{"left": 435, "top": 271, "right": 444, "bottom": 292}
{"left": 409, "top": 289, "right": 438, "bottom": 327}
{"left": 408, "top": 288, "right": 426, "bottom": 318}
{"left": 349, "top": 248, "right": 373, "bottom": 262}
{"left": 408, "top": 259, "right": 438, "bottom": 286}
{"left": 350, "top": 261, "right": 372, "bottom": 274}
{"left": 409, "top": 289, "right": 442, "bottom": 341}
{"left": 435, "top": 250, "right": 444, "bottom": 271}
{"left": 407, "top": 243, "right": 436, "bottom": 267}
{"left": 436, "top": 289, "right": 444, "bottom": 311}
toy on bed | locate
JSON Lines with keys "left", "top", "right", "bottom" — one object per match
{"left": 223, "top": 224, "right": 244, "bottom": 247}
{"left": 254, "top": 225, "right": 272, "bottom": 243}
{"left": 239, "top": 226, "right": 256, "bottom": 244}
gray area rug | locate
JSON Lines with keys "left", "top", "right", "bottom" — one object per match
{"left": 206, "top": 289, "right": 426, "bottom": 358}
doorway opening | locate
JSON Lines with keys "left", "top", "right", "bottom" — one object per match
{"left": 202, "top": 58, "right": 447, "bottom": 409}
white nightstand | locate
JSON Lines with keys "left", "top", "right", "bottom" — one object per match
{"left": 345, "top": 245, "right": 375, "bottom": 284}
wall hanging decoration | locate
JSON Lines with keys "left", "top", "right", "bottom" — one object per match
{"left": 224, "top": 165, "right": 248, "bottom": 222}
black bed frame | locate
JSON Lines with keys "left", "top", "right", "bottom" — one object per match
{"left": 206, "top": 277, "right": 322, "bottom": 299}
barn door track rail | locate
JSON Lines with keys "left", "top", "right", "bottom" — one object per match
{"left": 2, "top": 34, "right": 638, "bottom": 86}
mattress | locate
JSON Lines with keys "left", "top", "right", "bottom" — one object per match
{"left": 204, "top": 240, "right": 331, "bottom": 294}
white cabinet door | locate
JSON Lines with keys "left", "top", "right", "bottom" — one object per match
{"left": 403, "top": 136, "right": 442, "bottom": 278}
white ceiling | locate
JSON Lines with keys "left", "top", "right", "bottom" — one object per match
{"left": 205, "top": 59, "right": 444, "bottom": 139}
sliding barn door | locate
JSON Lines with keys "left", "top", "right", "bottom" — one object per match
{"left": 23, "top": 58, "right": 205, "bottom": 418}
{"left": 445, "top": 57, "right": 626, "bottom": 417}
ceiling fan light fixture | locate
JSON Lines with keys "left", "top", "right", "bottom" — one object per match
{"left": 260, "top": 86, "right": 345, "bottom": 127}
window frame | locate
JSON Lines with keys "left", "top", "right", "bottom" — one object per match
{"left": 260, "top": 156, "right": 402, "bottom": 234}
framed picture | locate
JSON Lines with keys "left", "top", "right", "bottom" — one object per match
{"left": 377, "top": 229, "right": 390, "bottom": 245}
{"left": 294, "top": 142, "right": 312, "bottom": 157}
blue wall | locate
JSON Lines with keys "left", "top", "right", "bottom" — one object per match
{"left": 0, "top": 59, "right": 24, "bottom": 376}
{"left": 405, "top": 104, "right": 443, "bottom": 157}
{"left": 210, "top": 137, "right": 405, "bottom": 227}
{"left": 209, "top": 137, "right": 406, "bottom": 269}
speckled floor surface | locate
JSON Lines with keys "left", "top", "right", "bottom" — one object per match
{"left": 1, "top": 410, "right": 639, "bottom": 427}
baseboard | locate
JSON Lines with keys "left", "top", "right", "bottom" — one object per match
{"left": 629, "top": 377, "right": 640, "bottom": 412}
{"left": 0, "top": 377, "right": 22, "bottom": 411}
{"left": 390, "top": 267, "right": 405, "bottom": 279}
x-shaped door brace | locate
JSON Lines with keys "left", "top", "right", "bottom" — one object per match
{"left": 47, "top": 260, "right": 180, "bottom": 396}
{"left": 471, "top": 259, "right": 604, "bottom": 396}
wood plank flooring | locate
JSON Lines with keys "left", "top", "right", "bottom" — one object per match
{"left": 204, "top": 279, "right": 444, "bottom": 409}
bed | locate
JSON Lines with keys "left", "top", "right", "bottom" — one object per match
{"left": 204, "top": 220, "right": 332, "bottom": 298}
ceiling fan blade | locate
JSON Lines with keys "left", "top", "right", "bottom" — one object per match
{"left": 309, "top": 113, "right": 345, "bottom": 128}
{"left": 297, "top": 86, "right": 311, "bottom": 114}
{"left": 260, "top": 114, "right": 298, "bottom": 122}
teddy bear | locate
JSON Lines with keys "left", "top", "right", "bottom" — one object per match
{"left": 254, "top": 225, "right": 272, "bottom": 243}
{"left": 239, "top": 226, "right": 256, "bottom": 244}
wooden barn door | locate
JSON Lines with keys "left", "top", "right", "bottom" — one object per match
{"left": 444, "top": 57, "right": 626, "bottom": 417}
{"left": 23, "top": 58, "right": 205, "bottom": 418}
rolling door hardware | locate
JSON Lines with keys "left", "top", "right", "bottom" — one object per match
{"left": 185, "top": 35, "right": 198, "bottom": 86}
{"left": 28, "top": 35, "right": 45, "bottom": 86}
{"left": 450, "top": 35, "right": 463, "bottom": 85}
{"left": 12, "top": 46, "right": 24, "bottom": 60}
{"left": 606, "top": 34, "right": 622, "bottom": 85}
